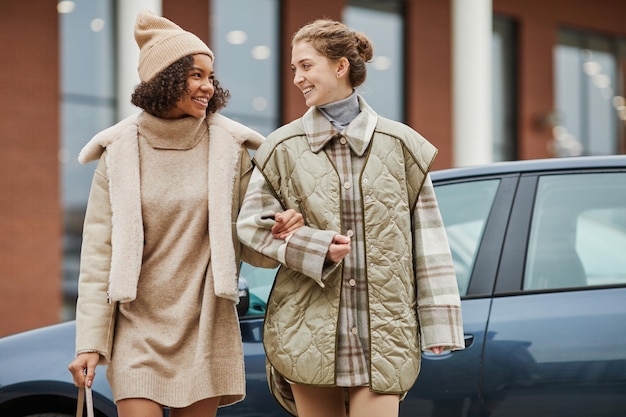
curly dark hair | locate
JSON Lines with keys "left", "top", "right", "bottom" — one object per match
{"left": 131, "top": 55, "right": 230, "bottom": 117}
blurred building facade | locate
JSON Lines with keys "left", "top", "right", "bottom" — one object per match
{"left": 1, "top": 0, "right": 625, "bottom": 336}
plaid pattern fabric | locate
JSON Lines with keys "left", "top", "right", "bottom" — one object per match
{"left": 412, "top": 176, "right": 465, "bottom": 348}
{"left": 237, "top": 167, "right": 337, "bottom": 286}
{"left": 325, "top": 133, "right": 370, "bottom": 386}
{"left": 304, "top": 104, "right": 378, "bottom": 385}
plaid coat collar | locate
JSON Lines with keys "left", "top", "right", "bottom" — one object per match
{"left": 303, "top": 95, "right": 378, "bottom": 157}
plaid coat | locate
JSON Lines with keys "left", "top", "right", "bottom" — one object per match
{"left": 237, "top": 99, "right": 464, "bottom": 415}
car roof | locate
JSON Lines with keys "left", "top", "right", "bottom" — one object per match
{"left": 431, "top": 155, "right": 626, "bottom": 182}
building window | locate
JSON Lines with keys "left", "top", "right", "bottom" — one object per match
{"left": 344, "top": 0, "right": 404, "bottom": 122}
{"left": 59, "top": 0, "right": 116, "bottom": 320}
{"left": 612, "top": 37, "right": 625, "bottom": 153}
{"left": 492, "top": 16, "right": 518, "bottom": 162}
{"left": 211, "top": 0, "right": 280, "bottom": 136}
{"left": 554, "top": 29, "right": 625, "bottom": 157}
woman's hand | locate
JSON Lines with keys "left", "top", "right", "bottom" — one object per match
{"left": 271, "top": 209, "right": 304, "bottom": 239}
{"left": 326, "top": 234, "right": 351, "bottom": 263}
{"left": 429, "top": 346, "right": 445, "bottom": 355}
{"left": 68, "top": 352, "right": 100, "bottom": 388}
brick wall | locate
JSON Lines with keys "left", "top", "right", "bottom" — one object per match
{"left": 0, "top": 2, "right": 62, "bottom": 336}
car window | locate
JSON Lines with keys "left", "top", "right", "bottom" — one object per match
{"left": 239, "top": 262, "right": 278, "bottom": 316}
{"left": 524, "top": 172, "right": 626, "bottom": 290}
{"left": 434, "top": 179, "right": 500, "bottom": 296}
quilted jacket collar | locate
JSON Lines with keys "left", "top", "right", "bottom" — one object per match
{"left": 304, "top": 95, "right": 378, "bottom": 157}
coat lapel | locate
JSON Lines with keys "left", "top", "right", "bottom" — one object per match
{"left": 105, "top": 123, "right": 143, "bottom": 302}
{"left": 207, "top": 113, "right": 264, "bottom": 302}
{"left": 79, "top": 112, "right": 264, "bottom": 303}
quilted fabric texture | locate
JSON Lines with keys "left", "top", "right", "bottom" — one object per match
{"left": 248, "top": 104, "right": 464, "bottom": 415}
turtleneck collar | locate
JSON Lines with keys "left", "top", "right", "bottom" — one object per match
{"left": 138, "top": 112, "right": 207, "bottom": 150}
{"left": 318, "top": 90, "right": 360, "bottom": 131}
{"left": 304, "top": 95, "right": 378, "bottom": 157}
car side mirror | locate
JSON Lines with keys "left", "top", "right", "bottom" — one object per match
{"left": 237, "top": 277, "right": 250, "bottom": 317}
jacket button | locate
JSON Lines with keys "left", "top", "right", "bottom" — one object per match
{"left": 343, "top": 181, "right": 351, "bottom": 189}
{"left": 349, "top": 279, "right": 356, "bottom": 287}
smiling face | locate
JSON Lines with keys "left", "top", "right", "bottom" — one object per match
{"left": 164, "top": 53, "right": 215, "bottom": 119}
{"left": 291, "top": 41, "right": 353, "bottom": 107}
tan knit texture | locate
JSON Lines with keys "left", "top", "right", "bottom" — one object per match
{"left": 134, "top": 9, "right": 213, "bottom": 82}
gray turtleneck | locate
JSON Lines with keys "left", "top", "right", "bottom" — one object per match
{"left": 318, "top": 90, "right": 360, "bottom": 131}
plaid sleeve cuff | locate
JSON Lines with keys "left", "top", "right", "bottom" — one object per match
{"left": 418, "top": 305, "right": 465, "bottom": 351}
{"left": 285, "top": 227, "right": 336, "bottom": 287}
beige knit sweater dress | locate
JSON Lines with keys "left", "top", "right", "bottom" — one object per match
{"left": 104, "top": 114, "right": 245, "bottom": 407}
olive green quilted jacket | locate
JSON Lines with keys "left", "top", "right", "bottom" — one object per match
{"left": 237, "top": 102, "right": 464, "bottom": 415}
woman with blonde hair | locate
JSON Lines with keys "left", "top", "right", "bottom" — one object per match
{"left": 237, "top": 19, "right": 464, "bottom": 417}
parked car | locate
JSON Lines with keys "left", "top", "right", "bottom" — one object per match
{"left": 1, "top": 155, "right": 626, "bottom": 417}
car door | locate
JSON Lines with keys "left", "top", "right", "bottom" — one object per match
{"left": 401, "top": 173, "right": 518, "bottom": 417}
{"left": 222, "top": 263, "right": 292, "bottom": 417}
{"left": 483, "top": 168, "right": 626, "bottom": 416}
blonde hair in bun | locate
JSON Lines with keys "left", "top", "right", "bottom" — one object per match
{"left": 292, "top": 19, "right": 373, "bottom": 87}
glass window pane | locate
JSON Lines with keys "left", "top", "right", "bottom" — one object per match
{"left": 344, "top": 2, "right": 404, "bottom": 121}
{"left": 492, "top": 16, "right": 517, "bottom": 162}
{"left": 554, "top": 29, "right": 622, "bottom": 157}
{"left": 555, "top": 35, "right": 584, "bottom": 143}
{"left": 60, "top": 1, "right": 115, "bottom": 99}
{"left": 619, "top": 39, "right": 626, "bottom": 136}
{"left": 524, "top": 173, "right": 626, "bottom": 290}
{"left": 435, "top": 179, "right": 500, "bottom": 296}
{"left": 60, "top": 0, "right": 116, "bottom": 320}
{"left": 586, "top": 36, "right": 618, "bottom": 155}
{"left": 211, "top": 0, "right": 279, "bottom": 136}
{"left": 577, "top": 208, "right": 626, "bottom": 286}
{"left": 238, "top": 262, "right": 277, "bottom": 317}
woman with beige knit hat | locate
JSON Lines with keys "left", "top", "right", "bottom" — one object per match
{"left": 67, "top": 9, "right": 302, "bottom": 417}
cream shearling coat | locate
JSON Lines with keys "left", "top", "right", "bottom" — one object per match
{"left": 75, "top": 112, "right": 277, "bottom": 363}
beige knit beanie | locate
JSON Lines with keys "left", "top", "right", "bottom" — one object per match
{"left": 134, "top": 9, "right": 214, "bottom": 82}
